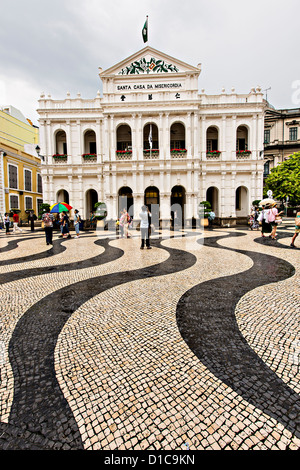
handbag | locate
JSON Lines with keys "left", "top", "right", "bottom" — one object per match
{"left": 295, "top": 217, "right": 300, "bottom": 227}
{"left": 275, "top": 217, "right": 282, "bottom": 224}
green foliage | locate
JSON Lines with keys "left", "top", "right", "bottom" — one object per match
{"left": 198, "top": 201, "right": 211, "bottom": 218}
{"left": 94, "top": 202, "right": 107, "bottom": 220}
{"left": 264, "top": 152, "right": 300, "bottom": 205}
{"left": 38, "top": 203, "right": 50, "bottom": 219}
{"left": 252, "top": 200, "right": 261, "bottom": 207}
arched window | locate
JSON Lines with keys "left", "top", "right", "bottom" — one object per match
{"left": 84, "top": 130, "right": 97, "bottom": 155}
{"left": 236, "top": 126, "right": 249, "bottom": 151}
{"left": 116, "top": 124, "right": 132, "bottom": 151}
{"left": 143, "top": 123, "right": 159, "bottom": 150}
{"left": 55, "top": 130, "right": 67, "bottom": 155}
{"left": 170, "top": 122, "right": 185, "bottom": 150}
{"left": 206, "top": 126, "right": 219, "bottom": 151}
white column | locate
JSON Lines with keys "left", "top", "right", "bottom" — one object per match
{"left": 221, "top": 171, "right": 226, "bottom": 217}
{"left": 103, "top": 117, "right": 109, "bottom": 161}
{"left": 201, "top": 116, "right": 206, "bottom": 160}
{"left": 187, "top": 113, "right": 192, "bottom": 157}
{"left": 251, "top": 114, "right": 257, "bottom": 158}
{"left": 0, "top": 152, "right": 5, "bottom": 214}
{"left": 164, "top": 113, "right": 170, "bottom": 160}
{"left": 221, "top": 115, "right": 226, "bottom": 160}
{"left": 49, "top": 175, "right": 54, "bottom": 203}
{"left": 77, "top": 175, "right": 83, "bottom": 212}
{"left": 66, "top": 120, "right": 72, "bottom": 161}
{"left": 110, "top": 115, "right": 115, "bottom": 161}
{"left": 232, "top": 115, "right": 237, "bottom": 160}
{"left": 159, "top": 113, "right": 164, "bottom": 159}
{"left": 46, "top": 120, "right": 52, "bottom": 164}
{"left": 77, "top": 120, "right": 82, "bottom": 157}
{"left": 193, "top": 112, "right": 199, "bottom": 157}
{"left": 136, "top": 114, "right": 143, "bottom": 160}
{"left": 231, "top": 171, "right": 236, "bottom": 216}
{"left": 96, "top": 119, "right": 101, "bottom": 163}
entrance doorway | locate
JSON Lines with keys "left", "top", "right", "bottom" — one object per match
{"left": 56, "top": 189, "right": 69, "bottom": 204}
{"left": 171, "top": 185, "right": 186, "bottom": 228}
{"left": 86, "top": 189, "right": 98, "bottom": 218}
{"left": 206, "top": 186, "right": 219, "bottom": 215}
{"left": 144, "top": 186, "right": 160, "bottom": 228}
{"left": 118, "top": 186, "right": 134, "bottom": 218}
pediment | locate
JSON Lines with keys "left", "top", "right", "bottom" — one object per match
{"left": 100, "top": 46, "right": 201, "bottom": 77}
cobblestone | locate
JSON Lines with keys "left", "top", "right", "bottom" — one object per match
{"left": 0, "top": 221, "right": 299, "bottom": 450}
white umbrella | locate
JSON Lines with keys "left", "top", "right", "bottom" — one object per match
{"left": 259, "top": 198, "right": 274, "bottom": 207}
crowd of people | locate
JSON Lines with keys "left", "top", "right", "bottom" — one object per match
{"left": 1, "top": 203, "right": 299, "bottom": 249}
{"left": 249, "top": 202, "right": 300, "bottom": 247}
{"left": 116, "top": 206, "right": 152, "bottom": 248}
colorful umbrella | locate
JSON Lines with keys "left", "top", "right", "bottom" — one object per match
{"left": 50, "top": 202, "right": 73, "bottom": 213}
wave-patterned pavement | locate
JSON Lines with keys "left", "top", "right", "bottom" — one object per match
{"left": 0, "top": 224, "right": 299, "bottom": 450}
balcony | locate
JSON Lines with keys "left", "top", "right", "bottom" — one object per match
{"left": 52, "top": 154, "right": 68, "bottom": 163}
{"left": 206, "top": 150, "right": 221, "bottom": 160}
{"left": 116, "top": 150, "right": 132, "bottom": 160}
{"left": 82, "top": 153, "right": 97, "bottom": 163}
{"left": 143, "top": 149, "right": 159, "bottom": 159}
{"left": 236, "top": 150, "right": 252, "bottom": 159}
{"left": 170, "top": 149, "right": 187, "bottom": 158}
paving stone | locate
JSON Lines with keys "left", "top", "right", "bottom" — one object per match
{"left": 0, "top": 224, "right": 299, "bottom": 449}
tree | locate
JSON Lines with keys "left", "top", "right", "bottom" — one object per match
{"left": 264, "top": 152, "right": 300, "bottom": 205}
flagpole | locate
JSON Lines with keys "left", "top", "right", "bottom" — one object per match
{"left": 149, "top": 123, "right": 152, "bottom": 158}
{"left": 142, "top": 15, "right": 148, "bottom": 44}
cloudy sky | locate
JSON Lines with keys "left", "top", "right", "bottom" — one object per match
{"left": 1, "top": 0, "right": 300, "bottom": 125}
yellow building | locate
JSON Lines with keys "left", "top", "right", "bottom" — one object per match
{"left": 0, "top": 106, "right": 43, "bottom": 223}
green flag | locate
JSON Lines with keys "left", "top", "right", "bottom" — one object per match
{"left": 142, "top": 17, "right": 148, "bottom": 43}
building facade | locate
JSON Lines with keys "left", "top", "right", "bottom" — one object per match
{"left": 37, "top": 46, "right": 266, "bottom": 226}
{"left": 264, "top": 106, "right": 300, "bottom": 180}
{"left": 0, "top": 106, "right": 42, "bottom": 221}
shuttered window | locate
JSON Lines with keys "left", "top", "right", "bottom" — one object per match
{"left": 8, "top": 165, "right": 18, "bottom": 189}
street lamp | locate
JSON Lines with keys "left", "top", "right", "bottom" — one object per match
{"left": 35, "top": 145, "right": 44, "bottom": 161}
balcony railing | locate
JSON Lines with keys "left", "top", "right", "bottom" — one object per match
{"left": 116, "top": 150, "right": 132, "bottom": 160}
{"left": 236, "top": 150, "right": 252, "bottom": 159}
{"left": 170, "top": 149, "right": 187, "bottom": 158}
{"left": 82, "top": 153, "right": 97, "bottom": 162}
{"left": 206, "top": 150, "right": 221, "bottom": 160}
{"left": 143, "top": 149, "right": 159, "bottom": 159}
{"left": 52, "top": 154, "right": 68, "bottom": 163}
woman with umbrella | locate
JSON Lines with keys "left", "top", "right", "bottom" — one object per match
{"left": 259, "top": 199, "right": 273, "bottom": 237}
{"left": 50, "top": 202, "right": 72, "bottom": 239}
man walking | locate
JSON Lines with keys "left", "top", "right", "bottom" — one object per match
{"left": 12, "top": 211, "right": 22, "bottom": 233}
{"left": 42, "top": 210, "right": 54, "bottom": 245}
{"left": 139, "top": 205, "right": 152, "bottom": 249}
{"left": 74, "top": 209, "right": 81, "bottom": 238}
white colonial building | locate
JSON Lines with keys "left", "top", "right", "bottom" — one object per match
{"left": 37, "top": 46, "right": 266, "bottom": 227}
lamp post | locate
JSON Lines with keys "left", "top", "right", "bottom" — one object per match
{"left": 35, "top": 145, "right": 44, "bottom": 161}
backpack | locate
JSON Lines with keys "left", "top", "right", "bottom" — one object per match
{"left": 44, "top": 213, "right": 52, "bottom": 227}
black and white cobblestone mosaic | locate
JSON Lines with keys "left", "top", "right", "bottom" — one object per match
{"left": 0, "top": 222, "right": 299, "bottom": 450}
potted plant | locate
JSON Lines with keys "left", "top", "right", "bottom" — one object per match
{"left": 198, "top": 201, "right": 211, "bottom": 227}
{"left": 82, "top": 153, "right": 97, "bottom": 160}
{"left": 53, "top": 154, "right": 68, "bottom": 160}
{"left": 94, "top": 202, "right": 107, "bottom": 227}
